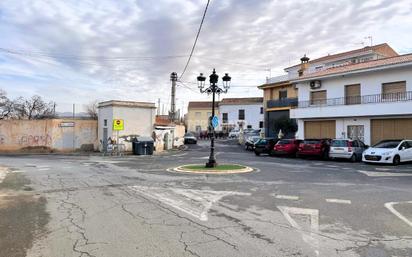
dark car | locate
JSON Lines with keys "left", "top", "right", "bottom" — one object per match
{"left": 183, "top": 132, "right": 197, "bottom": 144}
{"left": 254, "top": 138, "right": 278, "bottom": 156}
{"left": 297, "top": 138, "right": 331, "bottom": 159}
{"left": 273, "top": 139, "right": 303, "bottom": 156}
{"left": 244, "top": 136, "right": 261, "bottom": 150}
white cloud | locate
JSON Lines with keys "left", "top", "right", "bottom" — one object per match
{"left": 0, "top": 0, "right": 411, "bottom": 112}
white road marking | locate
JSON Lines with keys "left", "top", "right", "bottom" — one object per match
{"left": 358, "top": 170, "right": 412, "bottom": 177}
{"left": 325, "top": 198, "right": 351, "bottom": 204}
{"left": 384, "top": 201, "right": 412, "bottom": 228}
{"left": 375, "top": 168, "right": 391, "bottom": 171}
{"left": 277, "top": 206, "right": 320, "bottom": 256}
{"left": 275, "top": 194, "right": 299, "bottom": 201}
{"left": 38, "top": 168, "right": 50, "bottom": 171}
{"left": 0, "top": 167, "right": 8, "bottom": 183}
{"left": 129, "top": 185, "right": 250, "bottom": 221}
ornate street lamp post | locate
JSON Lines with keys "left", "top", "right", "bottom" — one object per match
{"left": 197, "top": 69, "right": 231, "bottom": 168}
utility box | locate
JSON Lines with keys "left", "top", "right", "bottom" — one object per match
{"left": 132, "top": 137, "right": 154, "bottom": 155}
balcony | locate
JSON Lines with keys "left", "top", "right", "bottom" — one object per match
{"left": 267, "top": 98, "right": 298, "bottom": 109}
{"left": 297, "top": 91, "right": 412, "bottom": 108}
{"left": 291, "top": 91, "right": 412, "bottom": 119}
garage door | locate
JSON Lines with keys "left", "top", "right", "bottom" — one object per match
{"left": 371, "top": 118, "right": 412, "bottom": 145}
{"left": 304, "top": 120, "right": 336, "bottom": 139}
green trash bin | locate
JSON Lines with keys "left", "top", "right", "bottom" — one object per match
{"left": 133, "top": 137, "right": 154, "bottom": 155}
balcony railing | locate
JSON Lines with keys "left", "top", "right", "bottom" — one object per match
{"left": 297, "top": 91, "right": 412, "bottom": 108}
{"left": 267, "top": 98, "right": 298, "bottom": 108}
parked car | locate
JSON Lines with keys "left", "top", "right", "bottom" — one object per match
{"left": 228, "top": 129, "right": 240, "bottom": 138}
{"left": 329, "top": 139, "right": 368, "bottom": 162}
{"left": 245, "top": 136, "right": 261, "bottom": 150}
{"left": 297, "top": 138, "right": 331, "bottom": 159}
{"left": 254, "top": 138, "right": 278, "bottom": 156}
{"left": 362, "top": 139, "right": 412, "bottom": 165}
{"left": 273, "top": 139, "right": 302, "bottom": 156}
{"left": 183, "top": 132, "right": 197, "bottom": 144}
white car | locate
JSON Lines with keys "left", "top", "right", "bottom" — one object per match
{"left": 362, "top": 139, "right": 412, "bottom": 165}
{"left": 228, "top": 129, "right": 240, "bottom": 138}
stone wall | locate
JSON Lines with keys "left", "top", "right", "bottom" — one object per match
{"left": 0, "top": 119, "right": 98, "bottom": 152}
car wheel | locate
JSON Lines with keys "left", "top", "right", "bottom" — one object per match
{"left": 393, "top": 155, "right": 400, "bottom": 166}
{"left": 350, "top": 154, "right": 357, "bottom": 162}
{"left": 255, "top": 151, "right": 260, "bottom": 156}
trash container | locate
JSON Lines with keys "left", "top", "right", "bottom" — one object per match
{"left": 132, "top": 136, "right": 154, "bottom": 155}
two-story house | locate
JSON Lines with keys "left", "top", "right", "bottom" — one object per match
{"left": 186, "top": 101, "right": 219, "bottom": 133}
{"left": 260, "top": 43, "right": 399, "bottom": 139}
{"left": 290, "top": 53, "right": 412, "bottom": 145}
{"left": 218, "top": 97, "right": 264, "bottom": 133}
{"left": 258, "top": 75, "right": 298, "bottom": 137}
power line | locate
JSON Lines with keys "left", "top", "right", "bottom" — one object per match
{"left": 179, "top": 0, "right": 210, "bottom": 80}
{"left": 0, "top": 47, "right": 188, "bottom": 61}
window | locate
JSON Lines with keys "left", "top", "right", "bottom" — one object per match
{"left": 104, "top": 119, "right": 107, "bottom": 127}
{"left": 310, "top": 90, "right": 327, "bottom": 105}
{"left": 347, "top": 125, "right": 364, "bottom": 142}
{"left": 260, "top": 107, "right": 263, "bottom": 114}
{"left": 259, "top": 121, "right": 263, "bottom": 128}
{"left": 382, "top": 81, "right": 406, "bottom": 100}
{"left": 222, "top": 113, "right": 228, "bottom": 123}
{"left": 345, "top": 84, "right": 361, "bottom": 105}
{"left": 279, "top": 90, "right": 287, "bottom": 99}
{"left": 238, "top": 109, "right": 245, "bottom": 120}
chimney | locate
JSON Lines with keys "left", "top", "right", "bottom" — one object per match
{"left": 298, "top": 54, "right": 310, "bottom": 77}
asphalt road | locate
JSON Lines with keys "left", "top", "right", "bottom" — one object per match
{"left": 0, "top": 139, "right": 412, "bottom": 257}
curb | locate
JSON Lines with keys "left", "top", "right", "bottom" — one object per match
{"left": 171, "top": 164, "right": 254, "bottom": 174}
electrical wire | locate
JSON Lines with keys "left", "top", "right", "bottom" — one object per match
{"left": 179, "top": 0, "right": 210, "bottom": 80}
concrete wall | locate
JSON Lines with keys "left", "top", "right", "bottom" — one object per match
{"left": 0, "top": 119, "right": 98, "bottom": 152}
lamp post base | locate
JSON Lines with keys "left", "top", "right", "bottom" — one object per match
{"left": 205, "top": 160, "right": 218, "bottom": 168}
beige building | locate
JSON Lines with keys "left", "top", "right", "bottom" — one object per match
{"left": 186, "top": 101, "right": 219, "bottom": 133}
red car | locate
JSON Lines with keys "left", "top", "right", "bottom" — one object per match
{"left": 296, "top": 139, "right": 331, "bottom": 159}
{"left": 273, "top": 139, "right": 302, "bottom": 156}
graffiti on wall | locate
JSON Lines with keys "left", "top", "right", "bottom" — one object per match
{"left": 0, "top": 135, "right": 5, "bottom": 145}
{"left": 19, "top": 134, "right": 52, "bottom": 146}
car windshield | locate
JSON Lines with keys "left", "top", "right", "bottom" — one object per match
{"left": 184, "top": 133, "right": 194, "bottom": 137}
{"left": 277, "top": 139, "right": 292, "bottom": 145}
{"left": 373, "top": 140, "right": 401, "bottom": 148}
{"left": 331, "top": 140, "right": 348, "bottom": 147}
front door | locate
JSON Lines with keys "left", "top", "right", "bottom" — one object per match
{"left": 347, "top": 125, "right": 364, "bottom": 142}
{"left": 102, "top": 128, "right": 108, "bottom": 152}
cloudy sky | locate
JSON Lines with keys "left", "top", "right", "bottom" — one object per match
{"left": 1, "top": 0, "right": 411, "bottom": 113}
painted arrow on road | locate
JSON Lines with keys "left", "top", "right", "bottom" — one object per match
{"left": 129, "top": 185, "right": 250, "bottom": 221}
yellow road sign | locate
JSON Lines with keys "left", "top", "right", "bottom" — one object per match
{"left": 113, "top": 119, "right": 124, "bottom": 131}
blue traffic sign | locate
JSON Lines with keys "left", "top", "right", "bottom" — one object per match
{"left": 211, "top": 116, "right": 219, "bottom": 128}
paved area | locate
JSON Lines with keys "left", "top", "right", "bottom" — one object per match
{"left": 0, "top": 140, "right": 412, "bottom": 257}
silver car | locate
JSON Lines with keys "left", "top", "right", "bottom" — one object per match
{"left": 329, "top": 139, "right": 368, "bottom": 162}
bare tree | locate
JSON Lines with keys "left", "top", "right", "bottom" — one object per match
{"left": 86, "top": 100, "right": 98, "bottom": 120}
{"left": 0, "top": 89, "right": 15, "bottom": 119}
{"left": 13, "top": 95, "right": 56, "bottom": 120}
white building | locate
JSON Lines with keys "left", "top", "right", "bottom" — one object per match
{"left": 218, "top": 97, "right": 264, "bottom": 132}
{"left": 98, "top": 100, "right": 156, "bottom": 151}
{"left": 290, "top": 53, "right": 412, "bottom": 145}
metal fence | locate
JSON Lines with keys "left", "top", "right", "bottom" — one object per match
{"left": 267, "top": 98, "right": 298, "bottom": 108}
{"left": 297, "top": 91, "right": 412, "bottom": 108}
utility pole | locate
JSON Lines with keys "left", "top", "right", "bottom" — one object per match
{"left": 157, "top": 98, "right": 160, "bottom": 115}
{"left": 169, "top": 72, "right": 178, "bottom": 122}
